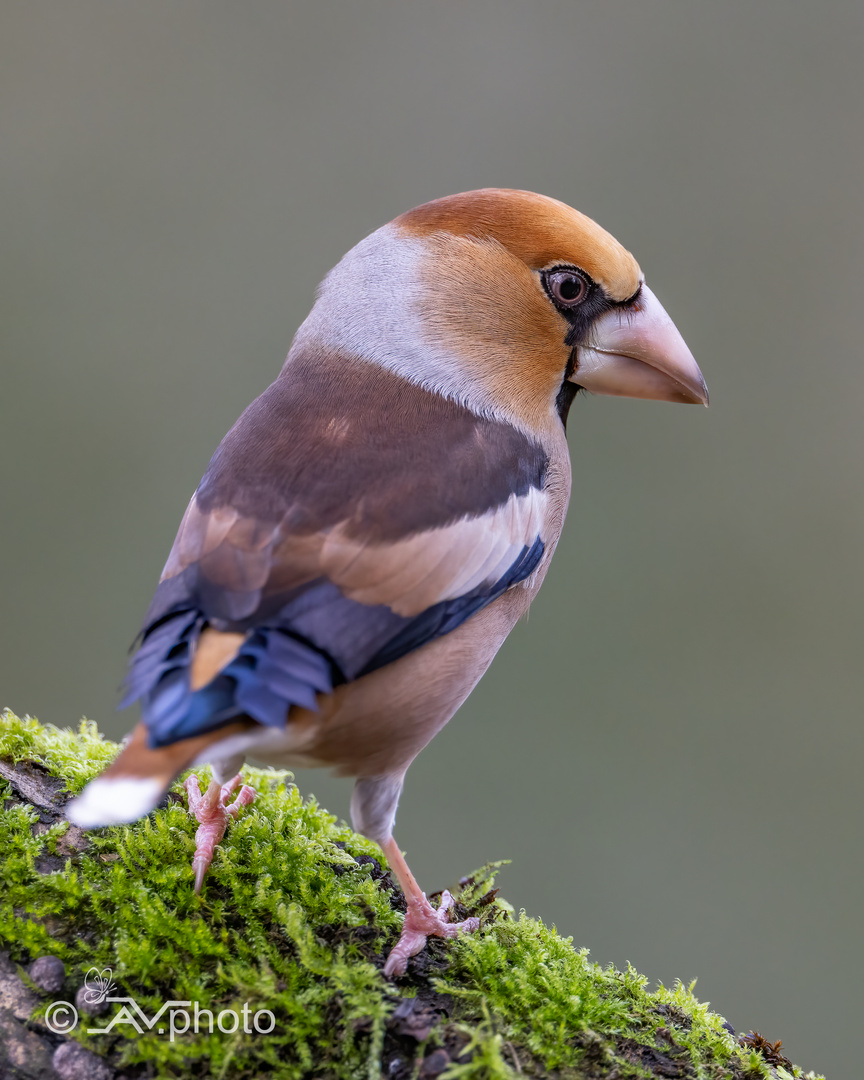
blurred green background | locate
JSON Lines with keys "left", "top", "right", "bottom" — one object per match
{"left": 2, "top": 2, "right": 862, "bottom": 1074}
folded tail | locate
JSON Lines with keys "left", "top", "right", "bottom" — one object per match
{"left": 66, "top": 720, "right": 252, "bottom": 828}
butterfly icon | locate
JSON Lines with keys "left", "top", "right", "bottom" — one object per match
{"left": 82, "top": 967, "right": 117, "bottom": 1004}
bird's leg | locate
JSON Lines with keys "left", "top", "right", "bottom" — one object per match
{"left": 380, "top": 836, "right": 480, "bottom": 978}
{"left": 184, "top": 773, "right": 256, "bottom": 893}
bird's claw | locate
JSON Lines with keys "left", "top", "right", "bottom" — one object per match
{"left": 185, "top": 773, "right": 256, "bottom": 893}
{"left": 383, "top": 889, "right": 480, "bottom": 978}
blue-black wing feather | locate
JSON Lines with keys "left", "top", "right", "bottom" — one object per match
{"left": 124, "top": 354, "right": 548, "bottom": 749}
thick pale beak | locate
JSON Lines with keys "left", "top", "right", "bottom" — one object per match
{"left": 571, "top": 284, "right": 708, "bottom": 405}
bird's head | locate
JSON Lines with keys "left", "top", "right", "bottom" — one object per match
{"left": 293, "top": 188, "right": 707, "bottom": 431}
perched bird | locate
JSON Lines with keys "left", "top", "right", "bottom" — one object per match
{"left": 67, "top": 189, "right": 707, "bottom": 976}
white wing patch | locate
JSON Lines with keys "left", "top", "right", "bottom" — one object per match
{"left": 160, "top": 485, "right": 547, "bottom": 620}
{"left": 319, "top": 485, "right": 546, "bottom": 616}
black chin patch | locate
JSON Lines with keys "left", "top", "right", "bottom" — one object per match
{"left": 550, "top": 279, "right": 643, "bottom": 428}
{"left": 555, "top": 381, "right": 580, "bottom": 428}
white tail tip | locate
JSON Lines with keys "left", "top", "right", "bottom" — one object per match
{"left": 66, "top": 777, "right": 165, "bottom": 828}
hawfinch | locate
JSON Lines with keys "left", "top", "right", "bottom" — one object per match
{"left": 68, "top": 189, "right": 707, "bottom": 976}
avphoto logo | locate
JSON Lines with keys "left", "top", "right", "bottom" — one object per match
{"left": 45, "top": 966, "right": 276, "bottom": 1042}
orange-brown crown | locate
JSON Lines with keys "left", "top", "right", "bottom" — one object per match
{"left": 396, "top": 188, "right": 641, "bottom": 302}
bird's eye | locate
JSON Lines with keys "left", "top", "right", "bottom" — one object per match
{"left": 546, "top": 269, "right": 589, "bottom": 307}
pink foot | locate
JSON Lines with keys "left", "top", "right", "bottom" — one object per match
{"left": 184, "top": 773, "right": 256, "bottom": 893}
{"left": 383, "top": 889, "right": 480, "bottom": 978}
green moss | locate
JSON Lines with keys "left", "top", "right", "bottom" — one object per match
{"left": 0, "top": 710, "right": 823, "bottom": 1080}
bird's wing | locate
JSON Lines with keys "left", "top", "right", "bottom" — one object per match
{"left": 126, "top": 352, "right": 549, "bottom": 747}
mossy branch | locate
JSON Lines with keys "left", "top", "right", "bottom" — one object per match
{"left": 0, "top": 711, "right": 821, "bottom": 1080}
